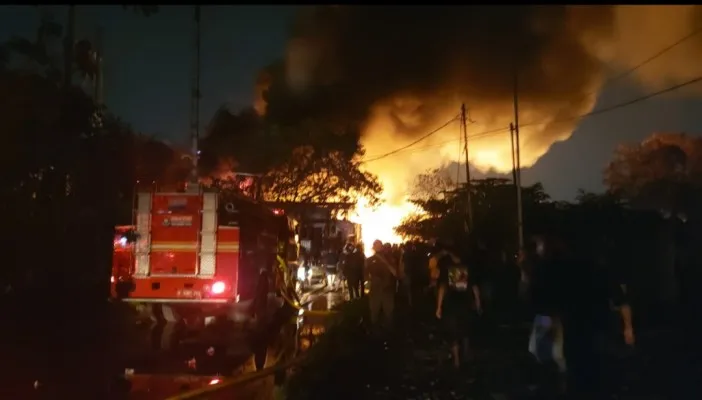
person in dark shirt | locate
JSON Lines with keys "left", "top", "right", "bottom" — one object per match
{"left": 341, "top": 242, "right": 364, "bottom": 299}
{"left": 522, "top": 235, "right": 570, "bottom": 395}
{"left": 323, "top": 249, "right": 340, "bottom": 289}
{"left": 366, "top": 240, "right": 398, "bottom": 332}
{"left": 561, "top": 239, "right": 635, "bottom": 397}
{"left": 435, "top": 243, "right": 482, "bottom": 369}
{"left": 525, "top": 234, "right": 636, "bottom": 397}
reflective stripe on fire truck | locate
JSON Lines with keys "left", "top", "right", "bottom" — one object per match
{"left": 216, "top": 242, "right": 239, "bottom": 252}
{"left": 151, "top": 242, "right": 198, "bottom": 251}
{"left": 198, "top": 192, "right": 217, "bottom": 277}
{"left": 134, "top": 193, "right": 152, "bottom": 276}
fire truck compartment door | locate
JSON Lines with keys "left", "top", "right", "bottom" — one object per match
{"left": 135, "top": 193, "right": 152, "bottom": 276}
{"left": 199, "top": 192, "right": 217, "bottom": 276}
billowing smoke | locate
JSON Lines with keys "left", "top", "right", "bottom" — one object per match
{"left": 593, "top": 6, "right": 702, "bottom": 91}
{"left": 261, "top": 6, "right": 611, "bottom": 199}
{"left": 255, "top": 6, "right": 702, "bottom": 243}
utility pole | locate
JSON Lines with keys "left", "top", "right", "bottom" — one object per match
{"left": 513, "top": 71, "right": 525, "bottom": 251}
{"left": 63, "top": 5, "right": 76, "bottom": 89}
{"left": 188, "top": 5, "right": 202, "bottom": 192}
{"left": 461, "top": 103, "right": 473, "bottom": 232}
{"left": 509, "top": 123, "right": 518, "bottom": 186}
{"left": 94, "top": 26, "right": 104, "bottom": 105}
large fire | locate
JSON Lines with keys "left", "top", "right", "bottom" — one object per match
{"left": 256, "top": 6, "right": 702, "bottom": 253}
{"left": 349, "top": 197, "right": 418, "bottom": 256}
{"left": 347, "top": 99, "right": 571, "bottom": 255}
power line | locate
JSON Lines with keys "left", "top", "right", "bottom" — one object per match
{"left": 361, "top": 115, "right": 459, "bottom": 163}
{"left": 468, "top": 74, "right": 702, "bottom": 141}
{"left": 360, "top": 26, "right": 702, "bottom": 165}
{"left": 554, "top": 24, "right": 702, "bottom": 116}
{"left": 609, "top": 25, "right": 702, "bottom": 85}
{"left": 362, "top": 74, "right": 702, "bottom": 162}
{"left": 521, "top": 74, "right": 702, "bottom": 129}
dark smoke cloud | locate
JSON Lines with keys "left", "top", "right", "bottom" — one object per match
{"left": 252, "top": 6, "right": 702, "bottom": 240}
{"left": 260, "top": 6, "right": 614, "bottom": 142}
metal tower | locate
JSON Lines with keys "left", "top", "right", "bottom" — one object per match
{"left": 187, "top": 5, "right": 202, "bottom": 192}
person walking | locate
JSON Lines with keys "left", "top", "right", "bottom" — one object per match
{"left": 561, "top": 237, "right": 635, "bottom": 398}
{"left": 435, "top": 241, "right": 482, "bottom": 369}
{"left": 521, "top": 235, "right": 569, "bottom": 395}
{"left": 366, "top": 240, "right": 398, "bottom": 333}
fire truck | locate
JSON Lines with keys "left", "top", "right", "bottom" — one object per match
{"left": 111, "top": 189, "right": 297, "bottom": 324}
{"left": 110, "top": 5, "right": 301, "bottom": 327}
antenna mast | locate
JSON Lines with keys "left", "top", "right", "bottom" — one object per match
{"left": 94, "top": 26, "right": 104, "bottom": 105}
{"left": 188, "top": 5, "right": 202, "bottom": 192}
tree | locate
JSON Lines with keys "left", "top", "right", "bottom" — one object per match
{"left": 410, "top": 168, "right": 455, "bottom": 201}
{"left": 262, "top": 146, "right": 381, "bottom": 204}
{"left": 200, "top": 106, "right": 382, "bottom": 205}
{"left": 605, "top": 132, "right": 702, "bottom": 218}
{"left": 397, "top": 177, "right": 551, "bottom": 254}
{"left": 604, "top": 132, "right": 702, "bottom": 304}
{"left": 0, "top": 13, "right": 169, "bottom": 293}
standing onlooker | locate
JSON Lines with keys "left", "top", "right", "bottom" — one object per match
{"left": 323, "top": 249, "right": 340, "bottom": 290}
{"left": 398, "top": 244, "right": 413, "bottom": 307}
{"left": 366, "top": 240, "right": 398, "bottom": 332}
{"left": 341, "top": 241, "right": 364, "bottom": 299}
{"left": 435, "top": 242, "right": 482, "bottom": 369}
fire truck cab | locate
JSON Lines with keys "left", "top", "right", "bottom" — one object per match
{"left": 111, "top": 190, "right": 295, "bottom": 322}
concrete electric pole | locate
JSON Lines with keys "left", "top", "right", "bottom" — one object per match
{"left": 461, "top": 104, "right": 473, "bottom": 233}
{"left": 512, "top": 75, "right": 525, "bottom": 252}
{"left": 188, "top": 5, "right": 202, "bottom": 192}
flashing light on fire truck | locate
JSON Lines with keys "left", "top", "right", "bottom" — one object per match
{"left": 272, "top": 208, "right": 284, "bottom": 216}
{"left": 210, "top": 281, "right": 226, "bottom": 295}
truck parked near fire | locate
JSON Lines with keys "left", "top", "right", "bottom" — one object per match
{"left": 111, "top": 189, "right": 297, "bottom": 324}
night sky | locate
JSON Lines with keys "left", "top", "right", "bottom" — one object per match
{"left": 3, "top": 5, "right": 702, "bottom": 200}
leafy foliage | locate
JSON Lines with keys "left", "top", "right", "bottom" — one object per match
{"left": 410, "top": 168, "right": 455, "bottom": 201}
{"left": 199, "top": 106, "right": 382, "bottom": 205}
{"left": 605, "top": 132, "right": 702, "bottom": 217}
{"left": 121, "top": 5, "right": 160, "bottom": 17}
{"left": 262, "top": 146, "right": 381, "bottom": 204}
{"left": 0, "top": 12, "right": 171, "bottom": 292}
{"left": 397, "top": 171, "right": 551, "bottom": 253}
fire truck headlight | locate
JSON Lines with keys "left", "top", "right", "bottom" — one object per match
{"left": 211, "top": 281, "right": 226, "bottom": 295}
{"left": 118, "top": 237, "right": 128, "bottom": 247}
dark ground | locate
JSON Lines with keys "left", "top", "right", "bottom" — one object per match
{"left": 286, "top": 294, "right": 702, "bottom": 400}
{"left": 1, "top": 290, "right": 700, "bottom": 400}
{"left": 0, "top": 292, "right": 294, "bottom": 399}
{"left": 0, "top": 288, "right": 331, "bottom": 399}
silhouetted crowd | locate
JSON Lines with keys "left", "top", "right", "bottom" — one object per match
{"left": 329, "top": 234, "right": 636, "bottom": 399}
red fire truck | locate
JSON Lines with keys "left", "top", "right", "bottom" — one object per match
{"left": 111, "top": 189, "right": 296, "bottom": 323}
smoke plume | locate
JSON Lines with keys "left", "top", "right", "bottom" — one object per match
{"left": 257, "top": 5, "right": 702, "bottom": 209}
